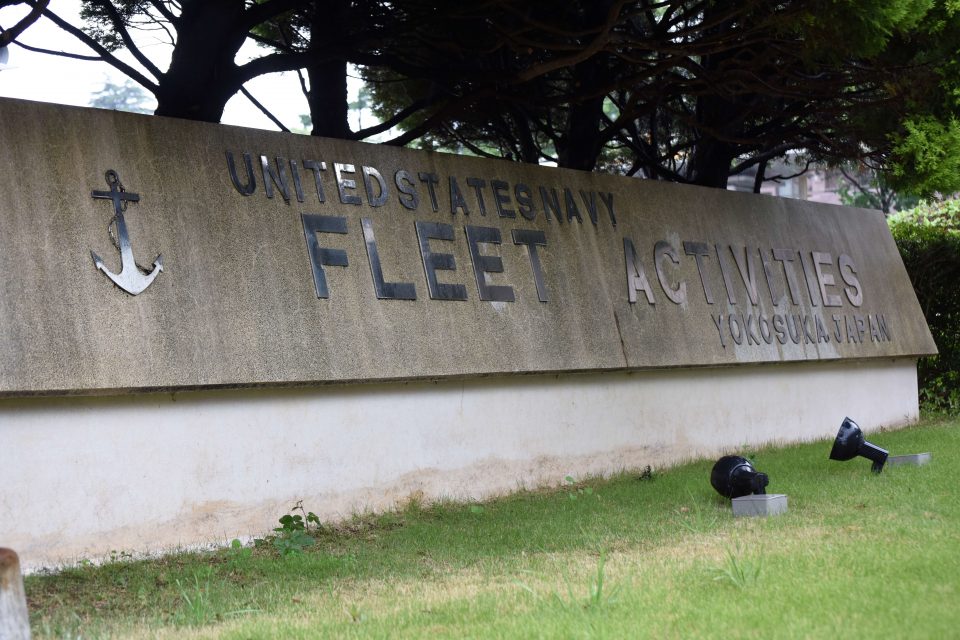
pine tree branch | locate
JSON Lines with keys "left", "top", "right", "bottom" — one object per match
{"left": 351, "top": 96, "right": 436, "bottom": 140}
{"left": 0, "top": 0, "right": 48, "bottom": 48}
{"left": 96, "top": 0, "right": 164, "bottom": 80}
{"left": 38, "top": 7, "right": 160, "bottom": 91}
{"left": 10, "top": 39, "right": 101, "bottom": 60}
{"left": 239, "top": 86, "right": 290, "bottom": 132}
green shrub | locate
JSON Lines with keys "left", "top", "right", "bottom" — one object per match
{"left": 889, "top": 200, "right": 960, "bottom": 413}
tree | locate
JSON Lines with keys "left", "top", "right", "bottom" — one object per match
{"left": 365, "top": 0, "right": 634, "bottom": 165}
{"left": 349, "top": 84, "right": 371, "bottom": 130}
{"left": 13, "top": 1, "right": 507, "bottom": 141}
{"left": 838, "top": 165, "right": 919, "bottom": 214}
{"left": 89, "top": 78, "right": 153, "bottom": 113}
{"left": 10, "top": 0, "right": 314, "bottom": 122}
{"left": 366, "top": 0, "right": 960, "bottom": 194}
{"left": 6, "top": 0, "right": 960, "bottom": 196}
{"left": 247, "top": 0, "right": 380, "bottom": 138}
{"left": 0, "top": 0, "right": 48, "bottom": 49}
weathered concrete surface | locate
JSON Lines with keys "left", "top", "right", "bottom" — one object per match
{"left": 0, "top": 358, "right": 919, "bottom": 569}
{"left": 0, "top": 98, "right": 936, "bottom": 395}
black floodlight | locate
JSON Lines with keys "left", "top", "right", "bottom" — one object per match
{"left": 829, "top": 417, "right": 888, "bottom": 473}
{"left": 710, "top": 455, "right": 769, "bottom": 499}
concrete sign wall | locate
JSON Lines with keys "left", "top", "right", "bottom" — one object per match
{"left": 0, "top": 98, "right": 936, "bottom": 566}
{"left": 0, "top": 99, "right": 936, "bottom": 396}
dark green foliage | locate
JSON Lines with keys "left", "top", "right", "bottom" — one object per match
{"left": 362, "top": 0, "right": 960, "bottom": 188}
{"left": 13, "top": 1, "right": 960, "bottom": 188}
{"left": 889, "top": 200, "right": 960, "bottom": 412}
{"left": 79, "top": 0, "right": 150, "bottom": 52}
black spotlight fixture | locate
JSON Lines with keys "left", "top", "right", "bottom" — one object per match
{"left": 829, "top": 417, "right": 888, "bottom": 473}
{"left": 710, "top": 455, "right": 769, "bottom": 499}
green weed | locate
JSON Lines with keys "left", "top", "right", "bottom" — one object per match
{"left": 175, "top": 568, "right": 212, "bottom": 626}
{"left": 564, "top": 475, "right": 595, "bottom": 501}
{"left": 255, "top": 500, "right": 322, "bottom": 557}
{"left": 710, "top": 543, "right": 763, "bottom": 589}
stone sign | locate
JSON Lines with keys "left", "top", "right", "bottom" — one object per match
{"left": 0, "top": 98, "right": 937, "bottom": 396}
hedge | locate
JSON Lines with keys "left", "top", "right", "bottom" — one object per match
{"left": 888, "top": 200, "right": 960, "bottom": 413}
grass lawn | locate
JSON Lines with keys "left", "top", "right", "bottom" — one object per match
{"left": 26, "top": 415, "right": 959, "bottom": 639}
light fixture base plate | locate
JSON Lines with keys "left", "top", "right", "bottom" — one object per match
{"left": 731, "top": 493, "right": 788, "bottom": 518}
{"left": 888, "top": 453, "right": 932, "bottom": 467}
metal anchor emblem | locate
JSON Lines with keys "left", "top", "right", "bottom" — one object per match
{"left": 90, "top": 170, "right": 163, "bottom": 295}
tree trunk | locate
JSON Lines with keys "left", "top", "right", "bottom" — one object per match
{"left": 307, "top": 0, "right": 352, "bottom": 138}
{"left": 689, "top": 138, "right": 737, "bottom": 189}
{"left": 557, "top": 92, "right": 605, "bottom": 171}
{"left": 509, "top": 106, "right": 541, "bottom": 164}
{"left": 687, "top": 6, "right": 742, "bottom": 189}
{"left": 307, "top": 58, "right": 350, "bottom": 138}
{"left": 554, "top": 2, "right": 614, "bottom": 171}
{"left": 154, "top": 0, "right": 248, "bottom": 122}
{"left": 689, "top": 134, "right": 735, "bottom": 189}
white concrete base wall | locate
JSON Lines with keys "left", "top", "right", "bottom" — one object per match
{"left": 1, "top": 359, "right": 918, "bottom": 569}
